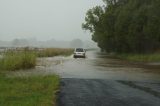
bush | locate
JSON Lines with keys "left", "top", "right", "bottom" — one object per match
{"left": 0, "top": 51, "right": 36, "bottom": 71}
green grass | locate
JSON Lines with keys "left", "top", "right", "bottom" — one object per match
{"left": 0, "top": 73, "right": 60, "bottom": 106}
{"left": 116, "top": 53, "right": 160, "bottom": 62}
{"left": 0, "top": 51, "right": 36, "bottom": 71}
{"left": 36, "top": 48, "right": 74, "bottom": 57}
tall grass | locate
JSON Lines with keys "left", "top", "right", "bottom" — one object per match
{"left": 0, "top": 51, "right": 36, "bottom": 71}
{"left": 0, "top": 48, "right": 73, "bottom": 71}
{"left": 37, "top": 48, "right": 74, "bottom": 57}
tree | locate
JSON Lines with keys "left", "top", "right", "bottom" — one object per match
{"left": 82, "top": 0, "right": 160, "bottom": 53}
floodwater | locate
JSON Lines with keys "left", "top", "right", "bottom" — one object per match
{"left": 9, "top": 50, "right": 160, "bottom": 82}
{"left": 50, "top": 50, "right": 160, "bottom": 82}
{"left": 0, "top": 55, "right": 3, "bottom": 59}
{"left": 55, "top": 50, "right": 160, "bottom": 106}
{"left": 7, "top": 50, "right": 160, "bottom": 106}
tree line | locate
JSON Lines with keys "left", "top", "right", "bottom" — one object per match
{"left": 82, "top": 0, "right": 160, "bottom": 53}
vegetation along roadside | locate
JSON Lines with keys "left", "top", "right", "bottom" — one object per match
{"left": 0, "top": 48, "right": 73, "bottom": 105}
{"left": 0, "top": 48, "right": 73, "bottom": 71}
{"left": 116, "top": 53, "right": 160, "bottom": 62}
{"left": 0, "top": 73, "right": 60, "bottom": 106}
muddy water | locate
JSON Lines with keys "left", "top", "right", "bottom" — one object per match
{"left": 0, "top": 55, "right": 3, "bottom": 59}
{"left": 49, "top": 50, "right": 160, "bottom": 82}
{"left": 8, "top": 50, "right": 160, "bottom": 82}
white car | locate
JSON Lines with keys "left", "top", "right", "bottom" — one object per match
{"left": 73, "top": 48, "right": 86, "bottom": 58}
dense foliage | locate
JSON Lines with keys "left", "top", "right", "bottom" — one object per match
{"left": 82, "top": 0, "right": 160, "bottom": 53}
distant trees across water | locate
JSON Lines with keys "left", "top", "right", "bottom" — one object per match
{"left": 82, "top": 0, "right": 160, "bottom": 53}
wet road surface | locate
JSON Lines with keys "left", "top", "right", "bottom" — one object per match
{"left": 58, "top": 79, "right": 160, "bottom": 106}
{"left": 53, "top": 50, "right": 160, "bottom": 106}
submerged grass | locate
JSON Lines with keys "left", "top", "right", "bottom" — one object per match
{"left": 0, "top": 51, "right": 36, "bottom": 71}
{"left": 36, "top": 48, "right": 74, "bottom": 57}
{"left": 116, "top": 53, "right": 160, "bottom": 62}
{"left": 0, "top": 73, "right": 60, "bottom": 106}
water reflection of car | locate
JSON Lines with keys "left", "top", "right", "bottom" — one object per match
{"left": 73, "top": 48, "right": 86, "bottom": 58}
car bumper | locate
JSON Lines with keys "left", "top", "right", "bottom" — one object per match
{"left": 74, "top": 54, "right": 85, "bottom": 58}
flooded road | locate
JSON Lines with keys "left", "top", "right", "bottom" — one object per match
{"left": 56, "top": 50, "right": 160, "bottom": 106}
{"left": 8, "top": 50, "right": 160, "bottom": 106}
{"left": 52, "top": 50, "right": 160, "bottom": 82}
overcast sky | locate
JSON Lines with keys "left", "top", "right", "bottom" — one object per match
{"left": 0, "top": 0, "right": 104, "bottom": 41}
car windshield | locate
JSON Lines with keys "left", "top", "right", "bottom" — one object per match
{"left": 76, "top": 48, "right": 84, "bottom": 52}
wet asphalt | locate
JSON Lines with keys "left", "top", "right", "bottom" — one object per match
{"left": 58, "top": 79, "right": 160, "bottom": 106}
{"left": 55, "top": 50, "right": 160, "bottom": 106}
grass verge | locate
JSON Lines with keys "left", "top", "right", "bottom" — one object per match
{"left": 116, "top": 53, "right": 160, "bottom": 62}
{"left": 0, "top": 73, "right": 59, "bottom": 106}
